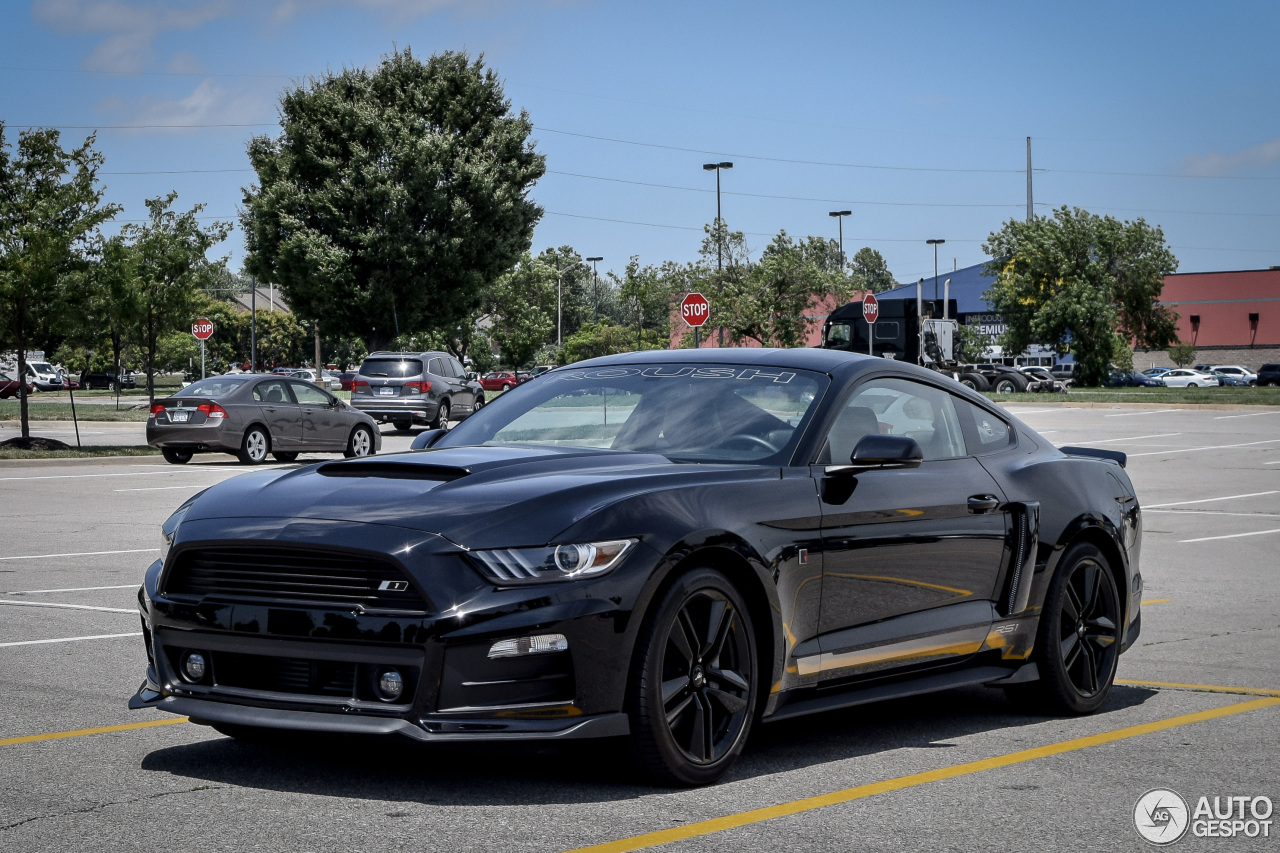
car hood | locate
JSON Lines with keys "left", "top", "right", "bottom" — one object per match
{"left": 181, "top": 445, "right": 769, "bottom": 548}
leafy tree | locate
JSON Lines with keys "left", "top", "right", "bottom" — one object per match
{"left": 487, "top": 256, "right": 556, "bottom": 368}
{"left": 123, "top": 193, "right": 232, "bottom": 402}
{"left": 536, "top": 246, "right": 591, "bottom": 341}
{"left": 982, "top": 207, "right": 1179, "bottom": 386}
{"left": 1168, "top": 341, "right": 1196, "bottom": 368}
{"left": 957, "top": 323, "right": 991, "bottom": 363}
{"left": 241, "top": 48, "right": 546, "bottom": 353}
{"left": 0, "top": 125, "right": 118, "bottom": 438}
{"left": 561, "top": 322, "right": 642, "bottom": 363}
{"left": 238, "top": 309, "right": 308, "bottom": 369}
{"left": 849, "top": 247, "right": 896, "bottom": 292}
{"left": 618, "top": 256, "right": 683, "bottom": 350}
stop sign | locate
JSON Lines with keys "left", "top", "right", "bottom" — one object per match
{"left": 861, "top": 293, "right": 879, "bottom": 324}
{"left": 191, "top": 318, "right": 215, "bottom": 340}
{"left": 681, "top": 292, "right": 710, "bottom": 327}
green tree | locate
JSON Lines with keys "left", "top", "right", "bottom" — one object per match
{"left": 618, "top": 256, "right": 683, "bottom": 351}
{"left": 536, "top": 246, "right": 591, "bottom": 341}
{"left": 849, "top": 247, "right": 896, "bottom": 292}
{"left": 982, "top": 207, "right": 1179, "bottom": 386}
{"left": 487, "top": 255, "right": 556, "bottom": 368}
{"left": 239, "top": 309, "right": 308, "bottom": 369}
{"left": 123, "top": 193, "right": 232, "bottom": 403}
{"left": 241, "top": 48, "right": 546, "bottom": 353}
{"left": 1168, "top": 341, "right": 1196, "bottom": 368}
{"left": 957, "top": 323, "right": 991, "bottom": 363}
{"left": 0, "top": 125, "right": 118, "bottom": 438}
{"left": 561, "top": 322, "right": 639, "bottom": 363}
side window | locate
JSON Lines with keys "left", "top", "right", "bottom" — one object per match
{"left": 955, "top": 397, "right": 1013, "bottom": 454}
{"left": 427, "top": 358, "right": 445, "bottom": 377}
{"left": 820, "top": 377, "right": 966, "bottom": 463}
{"left": 253, "top": 380, "right": 292, "bottom": 404}
{"left": 291, "top": 382, "right": 331, "bottom": 406}
{"left": 447, "top": 358, "right": 465, "bottom": 378}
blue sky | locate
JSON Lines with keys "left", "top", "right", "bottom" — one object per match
{"left": 3, "top": 0, "right": 1278, "bottom": 285}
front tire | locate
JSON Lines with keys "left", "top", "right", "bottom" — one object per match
{"left": 627, "top": 568, "right": 758, "bottom": 785}
{"left": 1006, "top": 543, "right": 1121, "bottom": 715}
{"left": 237, "top": 427, "right": 270, "bottom": 464}
{"left": 960, "top": 372, "right": 990, "bottom": 392}
{"left": 344, "top": 425, "right": 374, "bottom": 458}
{"left": 161, "top": 448, "right": 192, "bottom": 465}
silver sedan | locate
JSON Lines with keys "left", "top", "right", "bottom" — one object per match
{"left": 147, "top": 374, "right": 381, "bottom": 464}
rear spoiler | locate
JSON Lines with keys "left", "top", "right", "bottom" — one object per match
{"left": 1058, "top": 446, "right": 1126, "bottom": 468}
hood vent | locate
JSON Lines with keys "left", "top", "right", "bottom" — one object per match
{"left": 317, "top": 461, "right": 469, "bottom": 481}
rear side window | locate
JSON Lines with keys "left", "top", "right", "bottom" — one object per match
{"left": 177, "top": 378, "right": 248, "bottom": 398}
{"left": 954, "top": 397, "right": 1013, "bottom": 454}
{"left": 253, "top": 380, "right": 292, "bottom": 403}
{"left": 427, "top": 358, "right": 446, "bottom": 376}
{"left": 446, "top": 358, "right": 465, "bottom": 378}
{"left": 360, "top": 358, "right": 422, "bottom": 378}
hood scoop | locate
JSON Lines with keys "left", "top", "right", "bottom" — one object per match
{"left": 316, "top": 460, "right": 469, "bottom": 481}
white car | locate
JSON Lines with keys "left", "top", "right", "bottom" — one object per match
{"left": 1160, "top": 368, "right": 1220, "bottom": 388}
{"left": 1209, "top": 365, "right": 1257, "bottom": 386}
{"left": 290, "top": 368, "right": 341, "bottom": 391}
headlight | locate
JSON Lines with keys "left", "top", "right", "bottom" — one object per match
{"left": 160, "top": 504, "right": 191, "bottom": 563}
{"left": 469, "top": 539, "right": 636, "bottom": 585}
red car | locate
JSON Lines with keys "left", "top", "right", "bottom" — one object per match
{"left": 478, "top": 371, "right": 521, "bottom": 392}
{"left": 1, "top": 372, "right": 33, "bottom": 398}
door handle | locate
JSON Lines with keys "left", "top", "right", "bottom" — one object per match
{"left": 264, "top": 407, "right": 276, "bottom": 413}
{"left": 967, "top": 495, "right": 1000, "bottom": 513}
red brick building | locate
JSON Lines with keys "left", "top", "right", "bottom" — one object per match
{"left": 1142, "top": 267, "right": 1280, "bottom": 370}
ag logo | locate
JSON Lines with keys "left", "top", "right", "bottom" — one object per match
{"left": 1135, "top": 789, "right": 1190, "bottom": 845}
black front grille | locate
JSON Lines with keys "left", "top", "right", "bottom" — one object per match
{"left": 214, "top": 651, "right": 357, "bottom": 697}
{"left": 164, "top": 547, "right": 427, "bottom": 610}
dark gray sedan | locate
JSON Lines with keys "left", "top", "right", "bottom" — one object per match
{"left": 147, "top": 374, "right": 381, "bottom": 465}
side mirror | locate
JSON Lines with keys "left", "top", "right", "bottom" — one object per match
{"left": 466, "top": 372, "right": 478, "bottom": 381}
{"left": 827, "top": 434, "right": 923, "bottom": 475}
{"left": 410, "top": 429, "right": 446, "bottom": 450}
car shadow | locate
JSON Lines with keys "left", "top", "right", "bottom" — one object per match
{"left": 138, "top": 683, "right": 1157, "bottom": 805}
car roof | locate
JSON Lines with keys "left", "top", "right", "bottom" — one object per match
{"left": 365, "top": 351, "right": 451, "bottom": 359}
{"left": 568, "top": 346, "right": 912, "bottom": 379}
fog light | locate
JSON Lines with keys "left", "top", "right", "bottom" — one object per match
{"left": 488, "top": 633, "right": 569, "bottom": 659}
{"left": 181, "top": 651, "right": 206, "bottom": 682}
{"left": 377, "top": 668, "right": 404, "bottom": 701}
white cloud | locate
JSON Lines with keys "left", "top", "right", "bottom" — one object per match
{"left": 271, "top": 0, "right": 497, "bottom": 24}
{"left": 31, "top": 0, "right": 233, "bottom": 73}
{"left": 1182, "top": 137, "right": 1280, "bottom": 177}
{"left": 96, "top": 78, "right": 273, "bottom": 132}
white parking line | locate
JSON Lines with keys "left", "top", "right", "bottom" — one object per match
{"left": 1005, "top": 409, "right": 1062, "bottom": 415}
{"left": 0, "top": 600, "right": 134, "bottom": 613}
{"left": 1128, "top": 439, "right": 1280, "bottom": 458}
{"left": 0, "top": 548, "right": 158, "bottom": 562}
{"left": 0, "top": 632, "right": 142, "bottom": 648}
{"left": 1213, "top": 411, "right": 1280, "bottom": 420}
{"left": 1180, "top": 528, "right": 1280, "bottom": 543}
{"left": 1105, "top": 409, "right": 1185, "bottom": 417}
{"left": 1084, "top": 433, "right": 1181, "bottom": 445}
{"left": 1146, "top": 490, "right": 1279, "bottom": 508}
{"left": 113, "top": 485, "right": 202, "bottom": 492}
{"left": 6, "top": 584, "right": 137, "bottom": 595}
{"left": 1146, "top": 510, "right": 1280, "bottom": 518}
{"left": 0, "top": 465, "right": 283, "bottom": 482}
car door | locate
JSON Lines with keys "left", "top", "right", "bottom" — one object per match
{"left": 289, "top": 380, "right": 346, "bottom": 449}
{"left": 810, "top": 376, "right": 1008, "bottom": 681}
{"left": 252, "top": 379, "right": 301, "bottom": 449}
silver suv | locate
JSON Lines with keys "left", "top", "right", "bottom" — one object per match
{"left": 350, "top": 351, "right": 485, "bottom": 431}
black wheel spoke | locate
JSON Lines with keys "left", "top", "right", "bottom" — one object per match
{"left": 1087, "top": 615, "right": 1116, "bottom": 633}
{"left": 688, "top": 694, "right": 711, "bottom": 761}
{"left": 707, "top": 665, "right": 749, "bottom": 692}
{"left": 666, "top": 693, "right": 694, "bottom": 727}
{"left": 1062, "top": 583, "right": 1082, "bottom": 624}
{"left": 1080, "top": 562, "right": 1100, "bottom": 616}
{"left": 1079, "top": 642, "right": 1098, "bottom": 693}
{"left": 707, "top": 687, "right": 748, "bottom": 715}
{"left": 662, "top": 676, "right": 688, "bottom": 707}
{"left": 1061, "top": 632, "right": 1081, "bottom": 668}
{"left": 703, "top": 600, "right": 729, "bottom": 658}
{"left": 670, "top": 610, "right": 698, "bottom": 666}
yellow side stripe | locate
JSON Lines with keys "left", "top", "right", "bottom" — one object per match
{"left": 0, "top": 717, "right": 188, "bottom": 747}
{"left": 1140, "top": 598, "right": 1171, "bottom": 605}
{"left": 563, "top": 697, "right": 1280, "bottom": 853}
{"left": 1116, "top": 679, "right": 1280, "bottom": 697}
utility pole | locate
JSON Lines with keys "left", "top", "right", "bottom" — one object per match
{"left": 1027, "top": 136, "right": 1034, "bottom": 222}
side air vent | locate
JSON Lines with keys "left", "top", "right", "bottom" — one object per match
{"left": 316, "top": 461, "right": 469, "bottom": 481}
{"left": 1000, "top": 502, "right": 1040, "bottom": 617}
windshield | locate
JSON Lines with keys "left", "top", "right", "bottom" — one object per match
{"left": 360, "top": 358, "right": 421, "bottom": 377}
{"left": 175, "top": 377, "right": 248, "bottom": 398}
{"left": 437, "top": 363, "right": 829, "bottom": 464}
{"left": 30, "top": 363, "right": 55, "bottom": 373}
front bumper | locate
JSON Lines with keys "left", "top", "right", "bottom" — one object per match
{"left": 130, "top": 517, "right": 654, "bottom": 742}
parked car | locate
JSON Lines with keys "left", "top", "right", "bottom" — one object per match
{"left": 336, "top": 372, "right": 357, "bottom": 392}
{"left": 0, "top": 372, "right": 33, "bottom": 398}
{"left": 1141, "top": 367, "right": 1172, "bottom": 377}
{"left": 289, "top": 368, "right": 342, "bottom": 391}
{"left": 1160, "top": 368, "right": 1219, "bottom": 388}
{"left": 350, "top": 351, "right": 485, "bottom": 431}
{"left": 1049, "top": 363, "right": 1075, "bottom": 381}
{"left": 528, "top": 365, "right": 556, "bottom": 378}
{"left": 131, "top": 349, "right": 1143, "bottom": 784}
{"left": 1104, "top": 370, "right": 1165, "bottom": 388}
{"left": 147, "top": 374, "right": 381, "bottom": 464}
{"left": 1257, "top": 363, "right": 1280, "bottom": 387}
{"left": 478, "top": 371, "right": 521, "bottom": 392}
{"left": 79, "top": 369, "right": 136, "bottom": 391}
{"left": 22, "top": 361, "right": 64, "bottom": 391}
{"left": 1209, "top": 365, "right": 1257, "bottom": 386}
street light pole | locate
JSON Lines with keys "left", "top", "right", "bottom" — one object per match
{"left": 828, "top": 210, "right": 851, "bottom": 270}
{"left": 703, "top": 162, "right": 733, "bottom": 347}
{"left": 926, "top": 238, "right": 946, "bottom": 304}
{"left": 587, "top": 257, "right": 603, "bottom": 323}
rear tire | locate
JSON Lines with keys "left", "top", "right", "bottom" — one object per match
{"left": 161, "top": 448, "right": 192, "bottom": 465}
{"left": 344, "top": 425, "right": 374, "bottom": 458}
{"left": 627, "top": 568, "right": 758, "bottom": 785}
{"left": 430, "top": 401, "right": 450, "bottom": 431}
{"left": 237, "top": 427, "right": 270, "bottom": 464}
{"left": 392, "top": 419, "right": 412, "bottom": 432}
{"left": 1005, "top": 542, "right": 1121, "bottom": 715}
{"left": 959, "top": 373, "right": 990, "bottom": 392}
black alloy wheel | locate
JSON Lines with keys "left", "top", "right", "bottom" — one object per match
{"left": 629, "top": 568, "right": 757, "bottom": 785}
{"left": 161, "top": 448, "right": 192, "bottom": 465}
{"left": 1006, "top": 542, "right": 1121, "bottom": 715}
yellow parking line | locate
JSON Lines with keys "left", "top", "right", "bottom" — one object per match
{"left": 1140, "top": 598, "right": 1171, "bottom": 605}
{"left": 1117, "top": 679, "right": 1280, "bottom": 697}
{"left": 0, "top": 717, "right": 188, "bottom": 748}
{"left": 563, "top": 697, "right": 1280, "bottom": 853}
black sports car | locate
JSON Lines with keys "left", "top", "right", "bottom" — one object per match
{"left": 130, "top": 349, "right": 1142, "bottom": 784}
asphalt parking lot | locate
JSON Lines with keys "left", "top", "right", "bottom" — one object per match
{"left": 1, "top": 407, "right": 1277, "bottom": 851}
